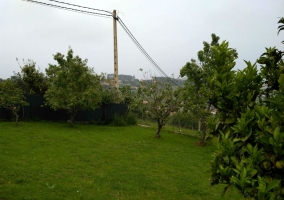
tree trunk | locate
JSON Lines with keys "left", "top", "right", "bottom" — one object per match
{"left": 11, "top": 106, "right": 19, "bottom": 127}
{"left": 70, "top": 113, "right": 75, "bottom": 127}
{"left": 199, "top": 103, "right": 211, "bottom": 143}
{"left": 15, "top": 113, "right": 19, "bottom": 127}
{"left": 69, "top": 112, "right": 76, "bottom": 127}
{"left": 155, "top": 124, "right": 162, "bottom": 138}
{"left": 200, "top": 121, "right": 206, "bottom": 143}
{"left": 69, "top": 107, "right": 78, "bottom": 127}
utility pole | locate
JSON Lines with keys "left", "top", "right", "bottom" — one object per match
{"left": 113, "top": 10, "right": 119, "bottom": 89}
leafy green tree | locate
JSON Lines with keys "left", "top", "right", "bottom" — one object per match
{"left": 44, "top": 47, "right": 102, "bottom": 127}
{"left": 209, "top": 19, "right": 284, "bottom": 199}
{"left": 11, "top": 59, "right": 47, "bottom": 95}
{"left": 0, "top": 79, "right": 28, "bottom": 126}
{"left": 133, "top": 73, "right": 181, "bottom": 138}
{"left": 180, "top": 34, "right": 238, "bottom": 144}
{"left": 120, "top": 85, "right": 134, "bottom": 104}
{"left": 20, "top": 59, "right": 47, "bottom": 95}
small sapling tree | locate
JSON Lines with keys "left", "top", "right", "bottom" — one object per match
{"left": 133, "top": 72, "right": 181, "bottom": 138}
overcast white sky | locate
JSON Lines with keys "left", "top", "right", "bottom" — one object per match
{"left": 0, "top": 0, "right": 283, "bottom": 79}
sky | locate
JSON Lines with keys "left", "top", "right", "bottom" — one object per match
{"left": 0, "top": 0, "right": 283, "bottom": 80}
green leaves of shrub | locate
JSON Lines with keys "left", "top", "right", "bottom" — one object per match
{"left": 209, "top": 24, "right": 284, "bottom": 199}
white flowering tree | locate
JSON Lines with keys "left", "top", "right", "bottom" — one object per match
{"left": 133, "top": 74, "right": 181, "bottom": 138}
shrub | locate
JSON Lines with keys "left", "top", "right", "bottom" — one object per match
{"left": 124, "top": 112, "right": 137, "bottom": 125}
{"left": 111, "top": 114, "right": 127, "bottom": 126}
{"left": 168, "top": 112, "right": 199, "bottom": 130}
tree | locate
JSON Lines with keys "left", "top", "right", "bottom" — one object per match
{"left": 11, "top": 59, "right": 47, "bottom": 95}
{"left": 120, "top": 85, "right": 134, "bottom": 104}
{"left": 0, "top": 79, "right": 28, "bottom": 126}
{"left": 209, "top": 19, "right": 284, "bottom": 199}
{"left": 278, "top": 17, "right": 284, "bottom": 44}
{"left": 44, "top": 47, "right": 102, "bottom": 127}
{"left": 20, "top": 59, "right": 47, "bottom": 95}
{"left": 133, "top": 72, "right": 181, "bottom": 138}
{"left": 180, "top": 34, "right": 238, "bottom": 144}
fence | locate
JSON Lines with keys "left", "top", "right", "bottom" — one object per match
{"left": 0, "top": 95, "right": 128, "bottom": 122}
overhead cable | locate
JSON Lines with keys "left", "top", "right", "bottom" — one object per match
{"left": 118, "top": 20, "right": 166, "bottom": 77}
{"left": 118, "top": 17, "right": 168, "bottom": 77}
{"left": 48, "top": 0, "right": 112, "bottom": 14}
{"left": 22, "top": 0, "right": 178, "bottom": 85}
{"left": 23, "top": 0, "right": 113, "bottom": 18}
{"left": 117, "top": 17, "right": 179, "bottom": 86}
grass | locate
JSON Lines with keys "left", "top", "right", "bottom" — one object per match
{"left": 0, "top": 121, "right": 242, "bottom": 200}
{"left": 137, "top": 118, "right": 199, "bottom": 137}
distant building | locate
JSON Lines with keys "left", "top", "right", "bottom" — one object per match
{"left": 107, "top": 74, "right": 114, "bottom": 79}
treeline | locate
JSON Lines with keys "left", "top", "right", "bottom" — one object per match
{"left": 0, "top": 48, "right": 136, "bottom": 126}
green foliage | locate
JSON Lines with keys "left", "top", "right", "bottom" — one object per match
{"left": 110, "top": 112, "right": 138, "bottom": 126}
{"left": 0, "top": 79, "right": 28, "bottom": 125}
{"left": 278, "top": 17, "right": 284, "bottom": 44}
{"left": 11, "top": 59, "right": 47, "bottom": 95}
{"left": 44, "top": 47, "right": 102, "bottom": 126}
{"left": 101, "top": 86, "right": 116, "bottom": 105}
{"left": 168, "top": 112, "right": 199, "bottom": 130}
{"left": 119, "top": 85, "right": 135, "bottom": 104}
{"left": 111, "top": 114, "right": 127, "bottom": 126}
{"left": 258, "top": 47, "right": 284, "bottom": 96}
{"left": 124, "top": 112, "right": 138, "bottom": 125}
{"left": 209, "top": 22, "right": 284, "bottom": 199}
{"left": 132, "top": 74, "right": 181, "bottom": 138}
{"left": 180, "top": 34, "right": 238, "bottom": 143}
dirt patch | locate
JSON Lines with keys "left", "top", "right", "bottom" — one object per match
{"left": 195, "top": 141, "right": 207, "bottom": 147}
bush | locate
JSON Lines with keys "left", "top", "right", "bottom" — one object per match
{"left": 124, "top": 112, "right": 137, "bottom": 125}
{"left": 168, "top": 112, "right": 198, "bottom": 130}
{"left": 110, "top": 112, "right": 137, "bottom": 126}
{"left": 111, "top": 114, "right": 127, "bottom": 126}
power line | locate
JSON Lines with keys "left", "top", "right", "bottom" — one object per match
{"left": 47, "top": 0, "right": 112, "bottom": 14}
{"left": 117, "top": 17, "right": 179, "bottom": 86}
{"left": 22, "top": 0, "right": 178, "bottom": 85}
{"left": 118, "top": 19, "right": 166, "bottom": 77}
{"left": 117, "top": 17, "right": 168, "bottom": 77}
{"left": 23, "top": 0, "right": 113, "bottom": 18}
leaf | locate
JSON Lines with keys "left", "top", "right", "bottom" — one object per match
{"left": 247, "top": 143, "right": 253, "bottom": 153}
{"left": 253, "top": 144, "right": 258, "bottom": 156}
{"left": 240, "top": 167, "right": 247, "bottom": 182}
{"left": 269, "top": 137, "right": 276, "bottom": 146}
{"left": 273, "top": 127, "right": 280, "bottom": 143}
{"left": 250, "top": 169, "right": 258, "bottom": 177}
{"left": 233, "top": 130, "right": 252, "bottom": 143}
{"left": 278, "top": 74, "right": 284, "bottom": 91}
{"left": 266, "top": 180, "right": 280, "bottom": 192}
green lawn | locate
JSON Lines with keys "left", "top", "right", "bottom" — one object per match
{"left": 137, "top": 118, "right": 199, "bottom": 137}
{"left": 0, "top": 122, "right": 242, "bottom": 200}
